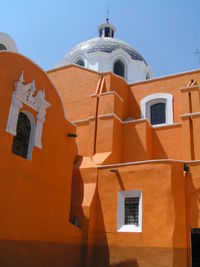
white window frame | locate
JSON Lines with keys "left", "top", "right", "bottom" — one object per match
{"left": 117, "top": 190, "right": 142, "bottom": 233}
{"left": 140, "top": 93, "right": 173, "bottom": 126}
{"left": 6, "top": 71, "right": 51, "bottom": 150}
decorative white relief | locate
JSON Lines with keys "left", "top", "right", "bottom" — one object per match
{"left": 6, "top": 71, "right": 51, "bottom": 149}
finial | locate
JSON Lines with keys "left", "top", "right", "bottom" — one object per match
{"left": 31, "top": 79, "right": 36, "bottom": 93}
{"left": 106, "top": 5, "right": 109, "bottom": 23}
{"left": 19, "top": 70, "right": 24, "bottom": 83}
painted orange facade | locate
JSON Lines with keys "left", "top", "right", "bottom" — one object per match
{"left": 1, "top": 49, "right": 200, "bottom": 266}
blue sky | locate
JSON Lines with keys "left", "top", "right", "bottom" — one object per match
{"left": 1, "top": 0, "right": 200, "bottom": 77}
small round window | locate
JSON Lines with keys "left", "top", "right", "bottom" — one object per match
{"left": 113, "top": 60, "right": 125, "bottom": 78}
{"left": 75, "top": 59, "right": 84, "bottom": 67}
{"left": 0, "top": 44, "right": 7, "bottom": 50}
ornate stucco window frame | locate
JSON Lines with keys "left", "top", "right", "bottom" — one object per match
{"left": 117, "top": 190, "right": 142, "bottom": 233}
{"left": 140, "top": 93, "right": 173, "bottom": 126}
{"left": 6, "top": 71, "right": 51, "bottom": 151}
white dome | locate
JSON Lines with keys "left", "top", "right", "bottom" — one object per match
{"left": 0, "top": 32, "right": 18, "bottom": 52}
{"left": 56, "top": 21, "right": 153, "bottom": 83}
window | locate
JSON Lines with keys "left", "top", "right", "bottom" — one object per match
{"left": 113, "top": 60, "right": 125, "bottom": 78}
{"left": 146, "top": 72, "right": 150, "bottom": 80}
{"left": 0, "top": 43, "right": 7, "bottom": 50}
{"left": 75, "top": 59, "right": 84, "bottom": 67}
{"left": 104, "top": 27, "right": 111, "bottom": 37}
{"left": 117, "top": 190, "right": 142, "bottom": 232}
{"left": 150, "top": 103, "right": 166, "bottom": 125}
{"left": 140, "top": 93, "right": 173, "bottom": 126}
{"left": 12, "top": 112, "right": 35, "bottom": 160}
{"left": 125, "top": 197, "right": 139, "bottom": 225}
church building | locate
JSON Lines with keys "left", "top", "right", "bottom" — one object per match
{"left": 0, "top": 19, "right": 200, "bottom": 267}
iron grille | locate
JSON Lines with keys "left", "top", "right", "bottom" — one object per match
{"left": 124, "top": 197, "right": 139, "bottom": 225}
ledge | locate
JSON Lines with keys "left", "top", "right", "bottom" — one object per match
{"left": 180, "top": 85, "right": 200, "bottom": 93}
{"left": 72, "top": 116, "right": 95, "bottom": 126}
{"left": 181, "top": 112, "right": 200, "bottom": 119}
{"left": 90, "top": 91, "right": 124, "bottom": 103}
{"left": 97, "top": 158, "right": 200, "bottom": 169}
{"left": 153, "top": 122, "right": 181, "bottom": 129}
{"left": 98, "top": 113, "right": 147, "bottom": 124}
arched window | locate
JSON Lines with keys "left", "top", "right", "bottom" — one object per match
{"left": 146, "top": 72, "right": 150, "bottom": 80}
{"left": 0, "top": 44, "right": 7, "bottom": 50}
{"left": 12, "top": 112, "right": 35, "bottom": 159}
{"left": 75, "top": 59, "right": 84, "bottom": 67}
{"left": 150, "top": 103, "right": 166, "bottom": 125}
{"left": 140, "top": 93, "right": 173, "bottom": 126}
{"left": 113, "top": 60, "right": 125, "bottom": 78}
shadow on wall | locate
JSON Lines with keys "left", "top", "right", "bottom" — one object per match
{"left": 186, "top": 167, "right": 200, "bottom": 267}
{"left": 152, "top": 128, "right": 167, "bottom": 159}
{"left": 0, "top": 240, "right": 81, "bottom": 267}
{"left": 127, "top": 87, "right": 168, "bottom": 160}
{"left": 121, "top": 121, "right": 148, "bottom": 163}
{"left": 70, "top": 156, "right": 109, "bottom": 267}
{"left": 127, "top": 88, "right": 141, "bottom": 120}
{"left": 171, "top": 164, "right": 200, "bottom": 266}
{"left": 111, "top": 260, "right": 139, "bottom": 267}
{"left": 70, "top": 156, "right": 86, "bottom": 266}
{"left": 91, "top": 191, "right": 109, "bottom": 267}
{"left": 171, "top": 163, "right": 188, "bottom": 267}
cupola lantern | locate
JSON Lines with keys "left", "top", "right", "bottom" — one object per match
{"left": 98, "top": 18, "right": 116, "bottom": 38}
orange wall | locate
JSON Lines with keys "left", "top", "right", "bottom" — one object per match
{"left": 152, "top": 124, "right": 182, "bottom": 160}
{"left": 92, "top": 162, "right": 187, "bottom": 267}
{"left": 48, "top": 65, "right": 100, "bottom": 122}
{"left": 49, "top": 67, "right": 200, "bottom": 162}
{"left": 122, "top": 120, "right": 150, "bottom": 162}
{"left": 0, "top": 52, "right": 82, "bottom": 266}
{"left": 129, "top": 71, "right": 200, "bottom": 121}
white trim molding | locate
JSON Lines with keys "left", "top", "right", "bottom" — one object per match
{"left": 6, "top": 71, "right": 51, "bottom": 149}
{"left": 140, "top": 93, "right": 173, "bottom": 126}
{"left": 117, "top": 190, "right": 142, "bottom": 233}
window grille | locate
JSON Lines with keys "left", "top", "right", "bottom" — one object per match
{"left": 12, "top": 112, "right": 31, "bottom": 159}
{"left": 124, "top": 197, "right": 139, "bottom": 225}
{"left": 150, "top": 103, "right": 166, "bottom": 125}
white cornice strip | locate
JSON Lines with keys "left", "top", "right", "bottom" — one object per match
{"left": 97, "top": 159, "right": 200, "bottom": 169}
{"left": 181, "top": 112, "right": 200, "bottom": 118}
{"left": 100, "top": 91, "right": 124, "bottom": 102}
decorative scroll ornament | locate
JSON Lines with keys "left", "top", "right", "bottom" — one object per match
{"left": 6, "top": 71, "right": 51, "bottom": 149}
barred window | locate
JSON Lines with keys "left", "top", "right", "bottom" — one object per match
{"left": 124, "top": 197, "right": 139, "bottom": 226}
{"left": 150, "top": 103, "right": 166, "bottom": 125}
{"left": 12, "top": 112, "right": 31, "bottom": 159}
